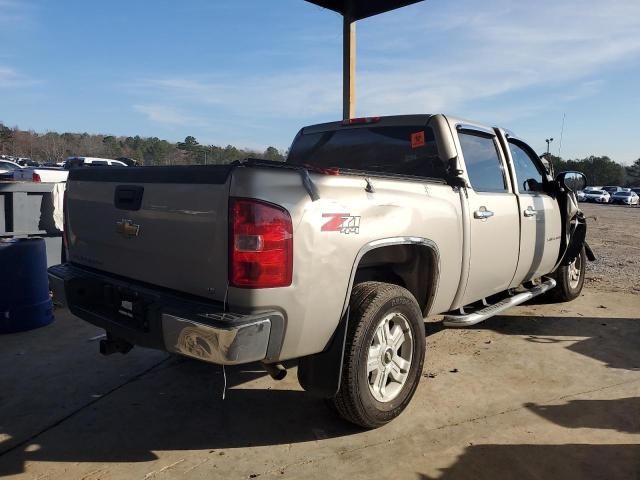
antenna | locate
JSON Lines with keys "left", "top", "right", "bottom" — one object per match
{"left": 558, "top": 113, "right": 566, "bottom": 157}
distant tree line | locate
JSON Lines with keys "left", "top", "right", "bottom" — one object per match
{"left": 548, "top": 154, "right": 640, "bottom": 187}
{"left": 0, "top": 122, "right": 286, "bottom": 166}
{"left": 1, "top": 122, "right": 638, "bottom": 186}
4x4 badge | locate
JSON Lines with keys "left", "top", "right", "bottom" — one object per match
{"left": 116, "top": 219, "right": 140, "bottom": 238}
{"left": 321, "top": 213, "right": 360, "bottom": 234}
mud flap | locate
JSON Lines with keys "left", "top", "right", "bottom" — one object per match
{"left": 554, "top": 188, "right": 594, "bottom": 270}
{"left": 559, "top": 214, "right": 587, "bottom": 266}
{"left": 297, "top": 307, "right": 349, "bottom": 398}
{"left": 584, "top": 242, "right": 596, "bottom": 262}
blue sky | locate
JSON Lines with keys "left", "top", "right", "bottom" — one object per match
{"left": 1, "top": 0, "right": 639, "bottom": 163}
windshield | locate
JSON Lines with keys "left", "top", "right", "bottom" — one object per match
{"left": 288, "top": 125, "right": 447, "bottom": 180}
{"left": 588, "top": 190, "right": 605, "bottom": 194}
{"left": 614, "top": 192, "right": 631, "bottom": 196}
{"left": 0, "top": 161, "right": 19, "bottom": 170}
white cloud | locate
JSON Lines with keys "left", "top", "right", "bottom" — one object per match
{"left": 128, "top": 0, "right": 640, "bottom": 126}
{"left": 133, "top": 104, "right": 208, "bottom": 127}
{"left": 0, "top": 0, "right": 33, "bottom": 27}
{"left": 0, "top": 66, "right": 36, "bottom": 88}
{"left": 136, "top": 72, "right": 341, "bottom": 118}
{"left": 355, "top": 0, "right": 640, "bottom": 116}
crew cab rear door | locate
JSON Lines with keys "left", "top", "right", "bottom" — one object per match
{"left": 499, "top": 133, "right": 562, "bottom": 286}
{"left": 454, "top": 124, "right": 520, "bottom": 305}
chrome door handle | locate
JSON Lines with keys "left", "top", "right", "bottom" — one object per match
{"left": 524, "top": 207, "right": 537, "bottom": 217}
{"left": 473, "top": 207, "right": 494, "bottom": 220}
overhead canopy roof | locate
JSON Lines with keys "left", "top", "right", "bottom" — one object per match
{"left": 305, "top": 0, "right": 424, "bottom": 20}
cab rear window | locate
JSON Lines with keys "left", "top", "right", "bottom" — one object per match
{"left": 287, "top": 125, "right": 447, "bottom": 181}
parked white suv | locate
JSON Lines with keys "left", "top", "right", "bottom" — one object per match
{"left": 584, "top": 189, "right": 610, "bottom": 203}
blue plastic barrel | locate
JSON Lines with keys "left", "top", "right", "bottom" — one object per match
{"left": 0, "top": 238, "right": 54, "bottom": 333}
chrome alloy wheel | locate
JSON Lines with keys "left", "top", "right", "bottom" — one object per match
{"left": 568, "top": 253, "right": 582, "bottom": 289}
{"left": 367, "top": 312, "right": 413, "bottom": 403}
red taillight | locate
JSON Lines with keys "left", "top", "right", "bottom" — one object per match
{"left": 303, "top": 163, "right": 340, "bottom": 176}
{"left": 229, "top": 198, "right": 293, "bottom": 288}
{"left": 32, "top": 172, "right": 41, "bottom": 182}
{"left": 342, "top": 116, "right": 381, "bottom": 125}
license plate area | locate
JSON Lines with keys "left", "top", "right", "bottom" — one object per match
{"left": 102, "top": 285, "right": 151, "bottom": 332}
{"left": 118, "top": 300, "right": 134, "bottom": 318}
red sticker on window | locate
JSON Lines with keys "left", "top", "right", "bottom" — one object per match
{"left": 411, "top": 131, "right": 425, "bottom": 148}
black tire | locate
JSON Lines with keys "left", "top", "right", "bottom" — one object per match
{"left": 549, "top": 247, "right": 586, "bottom": 302}
{"left": 329, "top": 281, "right": 426, "bottom": 429}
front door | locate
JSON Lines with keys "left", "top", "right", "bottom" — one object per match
{"left": 456, "top": 128, "right": 520, "bottom": 305}
{"left": 505, "top": 138, "right": 562, "bottom": 287}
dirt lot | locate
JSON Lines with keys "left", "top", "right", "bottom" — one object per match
{"left": 581, "top": 202, "right": 640, "bottom": 294}
{"left": 1, "top": 205, "right": 639, "bottom": 480}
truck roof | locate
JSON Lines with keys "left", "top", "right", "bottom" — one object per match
{"left": 299, "top": 114, "right": 510, "bottom": 137}
{"left": 301, "top": 114, "right": 434, "bottom": 134}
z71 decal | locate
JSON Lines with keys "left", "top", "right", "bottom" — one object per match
{"left": 322, "top": 213, "right": 361, "bottom": 234}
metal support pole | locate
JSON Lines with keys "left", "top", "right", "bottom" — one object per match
{"left": 342, "top": 15, "right": 356, "bottom": 120}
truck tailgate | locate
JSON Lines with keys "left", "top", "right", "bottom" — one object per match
{"left": 65, "top": 166, "right": 233, "bottom": 302}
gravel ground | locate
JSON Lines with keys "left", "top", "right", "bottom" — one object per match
{"left": 581, "top": 202, "right": 640, "bottom": 294}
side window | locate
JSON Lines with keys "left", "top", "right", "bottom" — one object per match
{"left": 458, "top": 131, "right": 507, "bottom": 193}
{"left": 508, "top": 141, "right": 545, "bottom": 192}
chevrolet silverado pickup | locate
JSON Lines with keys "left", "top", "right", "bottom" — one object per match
{"left": 49, "top": 114, "right": 592, "bottom": 428}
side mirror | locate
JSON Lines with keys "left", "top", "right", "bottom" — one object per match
{"left": 556, "top": 171, "right": 586, "bottom": 192}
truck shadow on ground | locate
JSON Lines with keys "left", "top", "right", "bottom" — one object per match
{"left": 1, "top": 314, "right": 638, "bottom": 476}
{"left": 477, "top": 314, "right": 640, "bottom": 371}
{"left": 0, "top": 358, "right": 362, "bottom": 476}
{"left": 415, "top": 314, "right": 640, "bottom": 479}
{"left": 525, "top": 396, "right": 640, "bottom": 434}
{"left": 0, "top": 321, "right": 451, "bottom": 475}
{"left": 476, "top": 312, "right": 640, "bottom": 432}
{"left": 417, "top": 443, "right": 640, "bottom": 480}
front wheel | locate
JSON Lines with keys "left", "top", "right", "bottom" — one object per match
{"left": 549, "top": 247, "right": 586, "bottom": 302}
{"left": 330, "top": 282, "right": 426, "bottom": 429}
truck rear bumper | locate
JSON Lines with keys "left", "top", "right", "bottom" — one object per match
{"left": 48, "top": 264, "right": 283, "bottom": 365}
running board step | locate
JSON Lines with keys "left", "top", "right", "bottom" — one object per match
{"left": 443, "top": 278, "right": 557, "bottom": 328}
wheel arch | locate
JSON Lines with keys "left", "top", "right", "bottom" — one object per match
{"left": 341, "top": 237, "right": 441, "bottom": 318}
{"left": 298, "top": 237, "right": 439, "bottom": 399}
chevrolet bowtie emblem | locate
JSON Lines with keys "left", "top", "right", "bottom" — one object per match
{"left": 116, "top": 219, "right": 140, "bottom": 238}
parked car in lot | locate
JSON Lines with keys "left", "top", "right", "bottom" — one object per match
{"left": 16, "top": 158, "right": 39, "bottom": 167}
{"left": 602, "top": 186, "right": 623, "bottom": 201}
{"left": 584, "top": 189, "right": 611, "bottom": 203}
{"left": 13, "top": 156, "right": 128, "bottom": 183}
{"left": 50, "top": 114, "right": 593, "bottom": 428}
{"left": 0, "top": 159, "right": 23, "bottom": 180}
{"left": 63, "top": 156, "right": 128, "bottom": 168}
{"left": 576, "top": 190, "right": 586, "bottom": 202}
{"left": 611, "top": 191, "right": 640, "bottom": 206}
{"left": 631, "top": 187, "right": 640, "bottom": 197}
{"left": 13, "top": 166, "right": 69, "bottom": 183}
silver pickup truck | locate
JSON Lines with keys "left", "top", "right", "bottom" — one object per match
{"left": 49, "top": 114, "right": 592, "bottom": 428}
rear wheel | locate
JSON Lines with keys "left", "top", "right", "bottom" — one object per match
{"left": 549, "top": 247, "right": 586, "bottom": 302}
{"left": 329, "top": 281, "right": 425, "bottom": 429}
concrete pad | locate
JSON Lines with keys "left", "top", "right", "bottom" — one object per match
{"left": 0, "top": 307, "right": 168, "bottom": 456}
{"left": 0, "top": 288, "right": 638, "bottom": 479}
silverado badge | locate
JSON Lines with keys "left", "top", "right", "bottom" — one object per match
{"left": 116, "top": 219, "right": 140, "bottom": 238}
